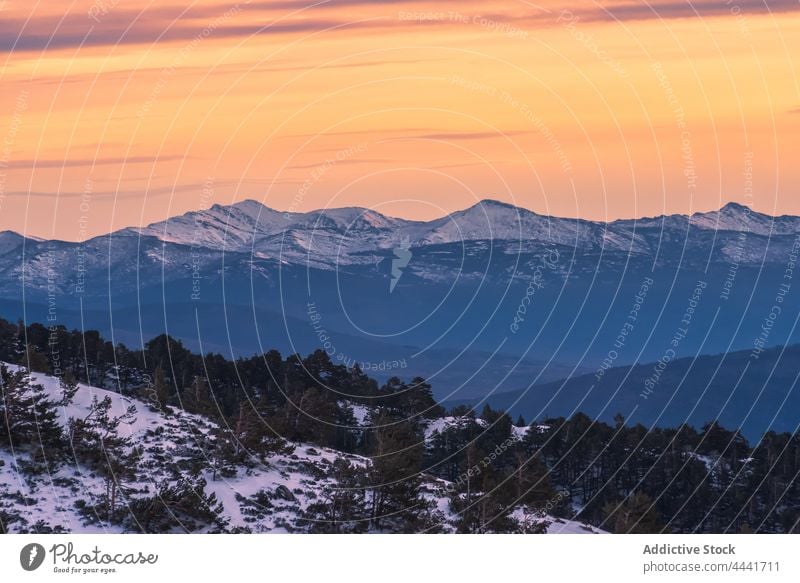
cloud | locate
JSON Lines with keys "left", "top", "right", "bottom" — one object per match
{"left": 4, "top": 0, "right": 798, "bottom": 54}
{"left": 0, "top": 6, "right": 387, "bottom": 53}
{"left": 282, "top": 128, "right": 437, "bottom": 141}
{"left": 577, "top": 0, "right": 800, "bottom": 23}
{"left": 392, "top": 130, "right": 531, "bottom": 141}
{"left": 0, "top": 155, "right": 186, "bottom": 169}
{"left": 3, "top": 183, "right": 199, "bottom": 200}
{"left": 287, "top": 158, "right": 394, "bottom": 170}
{"left": 424, "top": 161, "right": 496, "bottom": 170}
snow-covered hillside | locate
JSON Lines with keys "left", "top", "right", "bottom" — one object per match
{"left": 0, "top": 365, "right": 603, "bottom": 534}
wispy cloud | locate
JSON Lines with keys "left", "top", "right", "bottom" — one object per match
{"left": 424, "top": 161, "right": 500, "bottom": 170}
{"left": 287, "top": 158, "right": 394, "bottom": 170}
{"left": 283, "top": 128, "right": 437, "bottom": 142}
{"left": 0, "top": 7, "right": 387, "bottom": 52}
{"left": 392, "top": 130, "right": 531, "bottom": 141}
{"left": 577, "top": 0, "right": 800, "bottom": 23}
{"left": 4, "top": 183, "right": 199, "bottom": 200}
{"left": 0, "top": 155, "right": 186, "bottom": 169}
{"left": 4, "top": 0, "right": 799, "bottom": 54}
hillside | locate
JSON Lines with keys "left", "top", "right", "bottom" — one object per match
{"left": 0, "top": 364, "right": 601, "bottom": 534}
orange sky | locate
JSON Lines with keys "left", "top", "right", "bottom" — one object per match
{"left": 0, "top": 0, "right": 798, "bottom": 240}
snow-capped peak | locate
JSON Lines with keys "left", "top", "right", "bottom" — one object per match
{"left": 690, "top": 202, "right": 800, "bottom": 235}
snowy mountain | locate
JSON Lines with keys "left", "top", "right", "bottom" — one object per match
{"left": 121, "top": 199, "right": 797, "bottom": 266}
{"left": 1, "top": 199, "right": 799, "bottom": 396}
{"left": 0, "top": 364, "right": 603, "bottom": 534}
{"left": 130, "top": 200, "right": 418, "bottom": 267}
{"left": 2, "top": 200, "right": 796, "bottom": 288}
{"left": 688, "top": 202, "right": 800, "bottom": 235}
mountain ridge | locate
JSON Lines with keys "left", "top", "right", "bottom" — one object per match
{"left": 4, "top": 199, "right": 798, "bottom": 246}
{"left": 2, "top": 197, "right": 799, "bottom": 394}
{"left": 450, "top": 343, "right": 800, "bottom": 440}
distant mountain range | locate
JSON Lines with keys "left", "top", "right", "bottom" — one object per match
{"left": 1, "top": 199, "right": 798, "bottom": 402}
{"left": 448, "top": 343, "right": 800, "bottom": 440}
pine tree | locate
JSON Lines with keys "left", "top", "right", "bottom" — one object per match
{"left": 151, "top": 366, "right": 170, "bottom": 412}
{"left": 602, "top": 491, "right": 665, "bottom": 533}
{"left": 303, "top": 459, "right": 368, "bottom": 533}
{"left": 125, "top": 474, "right": 227, "bottom": 533}
{"left": 180, "top": 375, "right": 215, "bottom": 416}
{"left": 20, "top": 344, "right": 49, "bottom": 373}
{"left": 398, "top": 377, "right": 443, "bottom": 419}
{"left": 367, "top": 411, "right": 435, "bottom": 532}
{"left": 209, "top": 422, "right": 238, "bottom": 480}
{"left": 68, "top": 396, "right": 139, "bottom": 520}
{"left": 59, "top": 371, "right": 79, "bottom": 406}
{"left": 231, "top": 401, "right": 291, "bottom": 463}
{"left": 0, "top": 364, "right": 62, "bottom": 450}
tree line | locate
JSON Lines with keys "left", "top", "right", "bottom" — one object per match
{"left": 1, "top": 317, "right": 799, "bottom": 533}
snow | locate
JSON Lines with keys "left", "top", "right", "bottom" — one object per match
{"left": 511, "top": 425, "right": 530, "bottom": 440}
{"left": 424, "top": 416, "right": 477, "bottom": 439}
{"left": 4, "top": 201, "right": 798, "bottom": 298}
{"left": 347, "top": 403, "right": 370, "bottom": 426}
{"left": 510, "top": 507, "right": 606, "bottom": 534}
{"left": 689, "top": 202, "right": 800, "bottom": 235}
{"left": 133, "top": 199, "right": 800, "bottom": 272}
{"left": 0, "top": 363, "right": 366, "bottom": 533}
{"left": 0, "top": 365, "right": 607, "bottom": 534}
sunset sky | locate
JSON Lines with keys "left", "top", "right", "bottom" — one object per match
{"left": 0, "top": 0, "right": 798, "bottom": 240}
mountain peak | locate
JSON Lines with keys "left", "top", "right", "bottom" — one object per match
{"left": 454, "top": 199, "right": 532, "bottom": 220}
{"left": 473, "top": 198, "right": 523, "bottom": 211}
{"left": 686, "top": 202, "right": 800, "bottom": 235}
{"left": 720, "top": 201, "right": 752, "bottom": 212}
{"left": 690, "top": 201, "right": 755, "bottom": 219}
{"left": 0, "top": 230, "right": 41, "bottom": 242}
{"left": 0, "top": 230, "right": 34, "bottom": 255}
{"left": 211, "top": 198, "right": 272, "bottom": 216}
